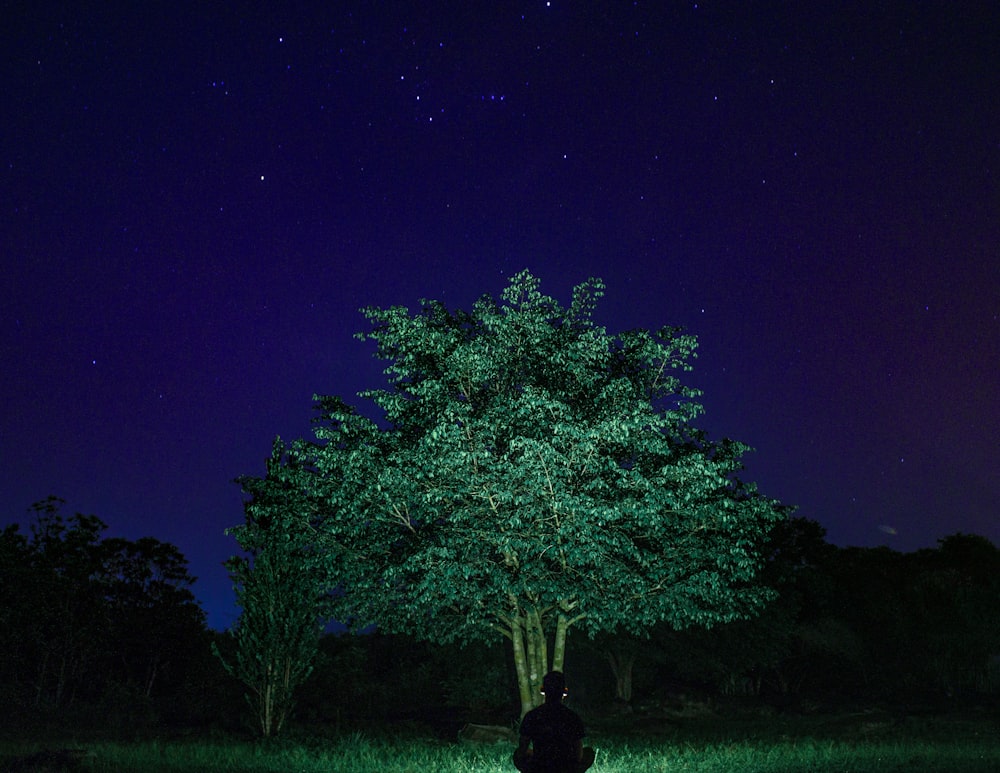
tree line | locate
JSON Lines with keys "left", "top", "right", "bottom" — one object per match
{"left": 1, "top": 499, "right": 996, "bottom": 739}
{"left": 225, "top": 510, "right": 1000, "bottom": 738}
{"left": 4, "top": 272, "right": 996, "bottom": 738}
{"left": 639, "top": 518, "right": 1000, "bottom": 707}
{"left": 0, "top": 496, "right": 222, "bottom": 733}
{"left": 220, "top": 271, "right": 999, "bottom": 736}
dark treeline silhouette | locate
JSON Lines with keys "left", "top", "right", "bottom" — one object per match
{"left": 640, "top": 518, "right": 1000, "bottom": 710}
{"left": 2, "top": 501, "right": 997, "bottom": 738}
{"left": 0, "top": 497, "right": 232, "bottom": 735}
{"left": 292, "top": 519, "right": 1000, "bottom": 733}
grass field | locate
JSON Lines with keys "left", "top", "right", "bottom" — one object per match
{"left": 2, "top": 710, "right": 997, "bottom": 772}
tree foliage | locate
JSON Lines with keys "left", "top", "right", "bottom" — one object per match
{"left": 285, "top": 271, "right": 785, "bottom": 715}
{"left": 0, "top": 496, "right": 207, "bottom": 728}
{"left": 217, "top": 441, "right": 329, "bottom": 737}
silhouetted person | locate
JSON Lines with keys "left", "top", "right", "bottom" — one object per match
{"left": 513, "top": 671, "right": 595, "bottom": 773}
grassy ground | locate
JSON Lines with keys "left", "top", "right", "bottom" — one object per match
{"left": 2, "top": 710, "right": 997, "bottom": 772}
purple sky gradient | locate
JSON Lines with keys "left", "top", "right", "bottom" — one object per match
{"left": 3, "top": 2, "right": 997, "bottom": 629}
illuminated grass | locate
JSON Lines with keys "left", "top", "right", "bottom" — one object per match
{"left": 3, "top": 730, "right": 998, "bottom": 773}
{"left": 2, "top": 714, "right": 997, "bottom": 772}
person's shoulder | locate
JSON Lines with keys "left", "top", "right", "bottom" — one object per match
{"left": 559, "top": 704, "right": 586, "bottom": 729}
{"left": 520, "top": 705, "right": 542, "bottom": 730}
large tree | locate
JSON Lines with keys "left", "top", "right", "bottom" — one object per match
{"left": 293, "top": 271, "right": 785, "bottom": 715}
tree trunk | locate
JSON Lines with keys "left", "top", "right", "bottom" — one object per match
{"left": 510, "top": 612, "right": 534, "bottom": 717}
{"left": 509, "top": 601, "right": 581, "bottom": 717}
{"left": 34, "top": 650, "right": 49, "bottom": 708}
{"left": 144, "top": 657, "right": 160, "bottom": 699}
{"left": 261, "top": 671, "right": 274, "bottom": 738}
{"left": 553, "top": 614, "right": 569, "bottom": 673}
{"left": 527, "top": 607, "right": 546, "bottom": 691}
{"left": 55, "top": 653, "right": 68, "bottom": 707}
{"left": 511, "top": 605, "right": 552, "bottom": 716}
{"left": 605, "top": 639, "right": 637, "bottom": 704}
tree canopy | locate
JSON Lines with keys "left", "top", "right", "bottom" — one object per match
{"left": 0, "top": 496, "right": 207, "bottom": 726}
{"left": 280, "top": 270, "right": 785, "bottom": 714}
{"left": 217, "top": 442, "right": 331, "bottom": 737}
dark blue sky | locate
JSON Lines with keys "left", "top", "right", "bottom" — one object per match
{"left": 4, "top": 1, "right": 997, "bottom": 630}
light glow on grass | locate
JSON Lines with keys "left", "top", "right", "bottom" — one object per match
{"left": 2, "top": 729, "right": 997, "bottom": 773}
{"left": 2, "top": 714, "right": 998, "bottom": 772}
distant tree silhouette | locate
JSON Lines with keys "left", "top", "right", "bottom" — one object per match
{"left": 100, "top": 535, "right": 206, "bottom": 702}
{"left": 0, "top": 496, "right": 207, "bottom": 729}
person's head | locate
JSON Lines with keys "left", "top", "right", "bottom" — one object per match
{"left": 541, "top": 671, "right": 568, "bottom": 703}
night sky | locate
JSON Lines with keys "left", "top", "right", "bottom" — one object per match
{"left": 4, "top": 2, "right": 998, "bottom": 630}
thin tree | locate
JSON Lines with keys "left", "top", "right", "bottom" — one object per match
{"left": 216, "top": 442, "right": 328, "bottom": 737}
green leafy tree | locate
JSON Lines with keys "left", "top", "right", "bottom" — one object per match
{"left": 217, "top": 442, "right": 329, "bottom": 737}
{"left": 292, "top": 271, "right": 785, "bottom": 716}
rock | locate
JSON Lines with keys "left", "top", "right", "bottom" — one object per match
{"left": 458, "top": 723, "right": 518, "bottom": 744}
